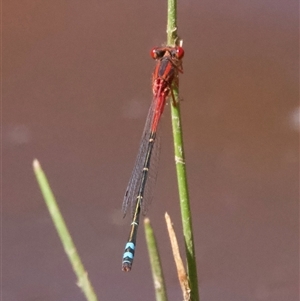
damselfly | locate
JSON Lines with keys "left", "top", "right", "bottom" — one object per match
{"left": 122, "top": 46, "right": 184, "bottom": 272}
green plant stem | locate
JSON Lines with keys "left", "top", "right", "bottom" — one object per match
{"left": 33, "top": 159, "right": 98, "bottom": 301}
{"left": 167, "top": 0, "right": 177, "bottom": 45}
{"left": 144, "top": 218, "right": 168, "bottom": 301}
{"left": 167, "top": 1, "right": 200, "bottom": 301}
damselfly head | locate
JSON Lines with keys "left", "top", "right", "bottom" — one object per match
{"left": 150, "top": 46, "right": 184, "bottom": 60}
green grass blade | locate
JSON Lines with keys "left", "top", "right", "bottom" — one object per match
{"left": 144, "top": 218, "right": 168, "bottom": 301}
{"left": 33, "top": 159, "right": 98, "bottom": 301}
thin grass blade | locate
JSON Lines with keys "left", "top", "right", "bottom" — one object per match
{"left": 33, "top": 159, "right": 98, "bottom": 301}
{"left": 144, "top": 218, "right": 168, "bottom": 301}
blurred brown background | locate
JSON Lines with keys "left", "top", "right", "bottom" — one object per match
{"left": 3, "top": 0, "right": 299, "bottom": 300}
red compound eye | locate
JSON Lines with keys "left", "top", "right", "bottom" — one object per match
{"left": 150, "top": 47, "right": 166, "bottom": 59}
{"left": 150, "top": 47, "right": 158, "bottom": 59}
{"left": 175, "top": 46, "right": 184, "bottom": 59}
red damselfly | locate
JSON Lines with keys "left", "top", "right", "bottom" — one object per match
{"left": 122, "top": 46, "right": 184, "bottom": 272}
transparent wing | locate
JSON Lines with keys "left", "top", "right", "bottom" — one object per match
{"left": 122, "top": 96, "right": 158, "bottom": 217}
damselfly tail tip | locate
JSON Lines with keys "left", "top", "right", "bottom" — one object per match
{"left": 122, "top": 242, "right": 135, "bottom": 272}
{"left": 122, "top": 262, "right": 132, "bottom": 272}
